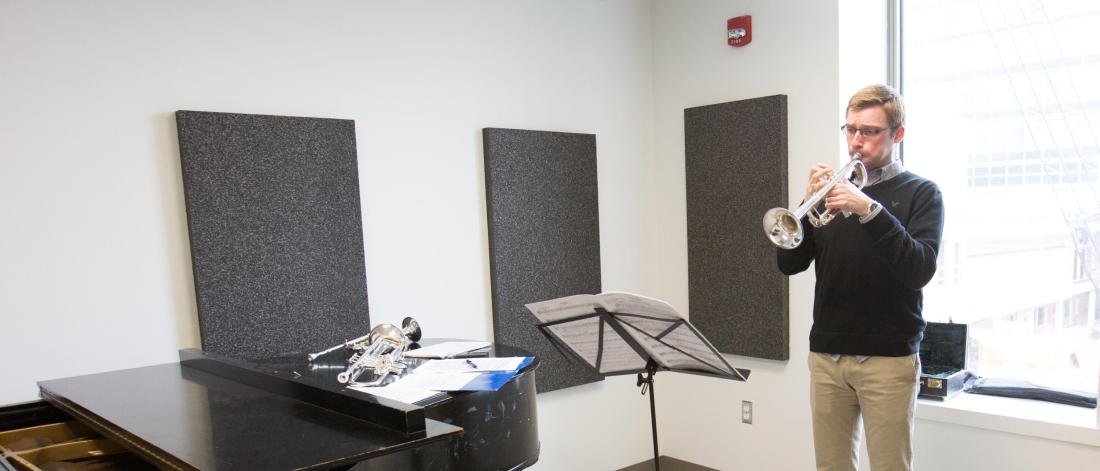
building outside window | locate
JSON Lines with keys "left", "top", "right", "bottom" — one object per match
{"left": 901, "top": 0, "right": 1100, "bottom": 393}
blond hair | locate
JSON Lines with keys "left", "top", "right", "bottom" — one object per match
{"left": 848, "top": 84, "right": 906, "bottom": 131}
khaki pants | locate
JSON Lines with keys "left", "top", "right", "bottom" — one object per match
{"left": 808, "top": 352, "right": 920, "bottom": 471}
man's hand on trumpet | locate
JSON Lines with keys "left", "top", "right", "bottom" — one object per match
{"left": 804, "top": 162, "right": 876, "bottom": 219}
{"left": 824, "top": 180, "right": 876, "bottom": 218}
{"left": 804, "top": 163, "right": 834, "bottom": 202}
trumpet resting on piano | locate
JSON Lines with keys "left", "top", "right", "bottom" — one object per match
{"left": 307, "top": 316, "right": 423, "bottom": 387}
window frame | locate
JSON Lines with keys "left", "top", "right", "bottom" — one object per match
{"left": 889, "top": 0, "right": 1100, "bottom": 440}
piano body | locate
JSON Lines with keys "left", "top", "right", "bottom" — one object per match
{"left": 0, "top": 343, "right": 539, "bottom": 470}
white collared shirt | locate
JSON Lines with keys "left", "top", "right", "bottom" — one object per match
{"left": 857, "top": 159, "right": 905, "bottom": 224}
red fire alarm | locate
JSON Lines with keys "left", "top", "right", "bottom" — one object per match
{"left": 728, "top": 15, "right": 752, "bottom": 47}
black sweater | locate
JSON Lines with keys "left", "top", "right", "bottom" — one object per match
{"left": 777, "top": 171, "right": 945, "bottom": 356}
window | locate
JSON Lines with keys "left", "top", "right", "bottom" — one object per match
{"left": 902, "top": 0, "right": 1100, "bottom": 394}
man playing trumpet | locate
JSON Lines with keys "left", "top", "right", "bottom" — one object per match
{"left": 776, "top": 84, "right": 945, "bottom": 471}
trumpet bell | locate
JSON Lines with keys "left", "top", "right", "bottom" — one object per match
{"left": 366, "top": 316, "right": 422, "bottom": 344}
{"left": 763, "top": 207, "right": 803, "bottom": 249}
{"left": 367, "top": 323, "right": 403, "bottom": 345}
{"left": 401, "top": 316, "right": 422, "bottom": 343}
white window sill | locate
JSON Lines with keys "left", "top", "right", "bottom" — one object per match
{"left": 917, "top": 393, "right": 1100, "bottom": 447}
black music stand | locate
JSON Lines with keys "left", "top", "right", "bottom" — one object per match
{"left": 532, "top": 298, "right": 750, "bottom": 471}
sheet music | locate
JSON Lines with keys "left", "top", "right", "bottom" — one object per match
{"left": 524, "top": 291, "right": 680, "bottom": 323}
{"left": 597, "top": 291, "right": 682, "bottom": 320}
{"left": 619, "top": 315, "right": 728, "bottom": 375}
{"left": 524, "top": 294, "right": 605, "bottom": 323}
{"left": 527, "top": 291, "right": 741, "bottom": 378}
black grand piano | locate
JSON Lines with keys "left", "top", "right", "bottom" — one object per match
{"left": 1, "top": 342, "right": 539, "bottom": 470}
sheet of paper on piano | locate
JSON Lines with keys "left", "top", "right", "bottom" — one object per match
{"left": 346, "top": 381, "right": 446, "bottom": 405}
{"left": 413, "top": 357, "right": 526, "bottom": 373}
{"left": 404, "top": 340, "right": 492, "bottom": 359}
{"left": 391, "top": 357, "right": 535, "bottom": 392}
{"left": 396, "top": 369, "right": 517, "bottom": 392}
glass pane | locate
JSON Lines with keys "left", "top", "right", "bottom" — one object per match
{"left": 903, "top": 0, "right": 1100, "bottom": 394}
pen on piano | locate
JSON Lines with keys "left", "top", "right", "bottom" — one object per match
{"left": 466, "top": 359, "right": 478, "bottom": 369}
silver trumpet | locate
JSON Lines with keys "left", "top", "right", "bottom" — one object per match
{"left": 762, "top": 155, "right": 867, "bottom": 249}
{"left": 335, "top": 317, "right": 422, "bottom": 386}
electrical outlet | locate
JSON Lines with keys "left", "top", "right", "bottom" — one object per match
{"left": 741, "top": 400, "right": 753, "bottom": 424}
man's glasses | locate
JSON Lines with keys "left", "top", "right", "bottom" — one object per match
{"left": 841, "top": 124, "right": 891, "bottom": 138}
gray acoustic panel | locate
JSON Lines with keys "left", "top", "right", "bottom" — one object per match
{"left": 685, "top": 95, "right": 789, "bottom": 361}
{"left": 483, "top": 128, "right": 603, "bottom": 393}
{"left": 176, "top": 110, "right": 369, "bottom": 360}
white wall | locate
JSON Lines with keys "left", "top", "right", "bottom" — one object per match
{"left": 915, "top": 415, "right": 1100, "bottom": 471}
{"left": 648, "top": 1, "right": 839, "bottom": 469}
{"left": 3, "top": 1, "right": 1098, "bottom": 470}
{"left": 0, "top": 1, "right": 655, "bottom": 469}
